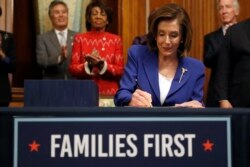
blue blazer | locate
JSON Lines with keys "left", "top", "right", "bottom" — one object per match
{"left": 114, "top": 45, "right": 205, "bottom": 106}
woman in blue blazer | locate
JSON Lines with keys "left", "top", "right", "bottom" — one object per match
{"left": 114, "top": 3, "right": 205, "bottom": 108}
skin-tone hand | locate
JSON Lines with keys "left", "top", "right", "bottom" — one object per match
{"left": 60, "top": 46, "right": 68, "bottom": 60}
{"left": 85, "top": 49, "right": 105, "bottom": 71}
{"left": 129, "top": 89, "right": 153, "bottom": 107}
{"left": 219, "top": 100, "right": 233, "bottom": 108}
{"left": 85, "top": 54, "right": 103, "bottom": 65}
{"left": 85, "top": 49, "right": 104, "bottom": 65}
{"left": 0, "top": 49, "right": 6, "bottom": 60}
{"left": 175, "top": 100, "right": 204, "bottom": 108}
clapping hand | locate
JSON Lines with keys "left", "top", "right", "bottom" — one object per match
{"left": 85, "top": 49, "right": 104, "bottom": 71}
{"left": 60, "top": 45, "right": 68, "bottom": 60}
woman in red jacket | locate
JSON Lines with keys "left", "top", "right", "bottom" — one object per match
{"left": 69, "top": 0, "right": 124, "bottom": 97}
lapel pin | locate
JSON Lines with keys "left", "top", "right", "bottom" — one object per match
{"left": 179, "top": 67, "right": 188, "bottom": 83}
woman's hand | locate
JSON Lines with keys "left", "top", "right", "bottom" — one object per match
{"left": 85, "top": 49, "right": 104, "bottom": 65}
{"left": 175, "top": 100, "right": 204, "bottom": 108}
{"left": 128, "top": 89, "right": 152, "bottom": 107}
{"left": 85, "top": 54, "right": 100, "bottom": 65}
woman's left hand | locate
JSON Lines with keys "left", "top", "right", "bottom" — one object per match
{"left": 175, "top": 100, "right": 204, "bottom": 108}
{"left": 85, "top": 50, "right": 104, "bottom": 65}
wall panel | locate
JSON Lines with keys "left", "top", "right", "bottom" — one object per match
{"left": 120, "top": 0, "right": 146, "bottom": 62}
{"left": 238, "top": 0, "right": 250, "bottom": 22}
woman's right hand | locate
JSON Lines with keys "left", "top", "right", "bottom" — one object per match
{"left": 85, "top": 49, "right": 104, "bottom": 66}
{"left": 85, "top": 54, "right": 99, "bottom": 65}
{"left": 128, "top": 89, "right": 152, "bottom": 107}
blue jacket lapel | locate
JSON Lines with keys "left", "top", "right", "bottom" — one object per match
{"left": 142, "top": 52, "right": 190, "bottom": 104}
{"left": 143, "top": 51, "right": 161, "bottom": 103}
{"left": 167, "top": 57, "right": 190, "bottom": 97}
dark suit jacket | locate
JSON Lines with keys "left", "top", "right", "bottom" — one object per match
{"left": 114, "top": 45, "right": 205, "bottom": 106}
{"left": 0, "top": 31, "right": 15, "bottom": 104}
{"left": 216, "top": 19, "right": 250, "bottom": 107}
{"left": 203, "top": 28, "right": 224, "bottom": 107}
{"left": 36, "top": 29, "right": 77, "bottom": 79}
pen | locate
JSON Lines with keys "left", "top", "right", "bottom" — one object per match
{"left": 135, "top": 78, "right": 153, "bottom": 107}
{"left": 135, "top": 79, "right": 140, "bottom": 89}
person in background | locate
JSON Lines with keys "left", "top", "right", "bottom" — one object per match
{"left": 132, "top": 34, "right": 148, "bottom": 45}
{"left": 215, "top": 19, "right": 250, "bottom": 107}
{"left": 69, "top": 0, "right": 124, "bottom": 100}
{"left": 114, "top": 3, "right": 205, "bottom": 108}
{"left": 36, "top": 0, "right": 77, "bottom": 79}
{"left": 203, "top": 0, "right": 239, "bottom": 107}
{"left": 0, "top": 6, "right": 15, "bottom": 107}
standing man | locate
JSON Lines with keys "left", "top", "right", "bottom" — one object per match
{"left": 0, "top": 6, "right": 15, "bottom": 107}
{"left": 216, "top": 17, "right": 250, "bottom": 108}
{"left": 203, "top": 0, "right": 239, "bottom": 107}
{"left": 36, "top": 0, "right": 77, "bottom": 79}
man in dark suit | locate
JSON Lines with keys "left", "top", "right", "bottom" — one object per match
{"left": 216, "top": 18, "right": 250, "bottom": 108}
{"left": 215, "top": 16, "right": 250, "bottom": 167}
{"left": 36, "top": 0, "right": 77, "bottom": 79}
{"left": 203, "top": 0, "right": 239, "bottom": 107}
{"left": 0, "top": 6, "right": 15, "bottom": 107}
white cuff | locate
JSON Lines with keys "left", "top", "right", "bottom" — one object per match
{"left": 99, "top": 61, "right": 107, "bottom": 75}
{"left": 84, "top": 62, "right": 95, "bottom": 75}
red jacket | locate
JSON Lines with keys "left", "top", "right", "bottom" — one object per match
{"left": 69, "top": 31, "right": 124, "bottom": 96}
